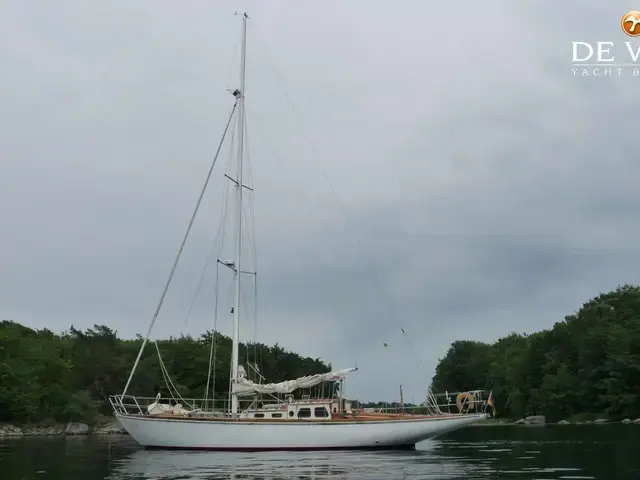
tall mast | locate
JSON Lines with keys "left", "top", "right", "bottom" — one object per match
{"left": 230, "top": 11, "right": 248, "bottom": 417}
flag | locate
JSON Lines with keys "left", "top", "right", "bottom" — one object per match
{"left": 487, "top": 392, "right": 496, "bottom": 416}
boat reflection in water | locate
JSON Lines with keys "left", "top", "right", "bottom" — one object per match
{"left": 105, "top": 440, "right": 489, "bottom": 480}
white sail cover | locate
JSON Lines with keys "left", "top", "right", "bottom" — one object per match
{"left": 232, "top": 366, "right": 358, "bottom": 397}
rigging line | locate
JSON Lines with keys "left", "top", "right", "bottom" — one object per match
{"left": 399, "top": 326, "right": 441, "bottom": 409}
{"left": 184, "top": 147, "right": 234, "bottom": 327}
{"left": 252, "top": 32, "right": 400, "bottom": 331}
{"left": 205, "top": 176, "right": 232, "bottom": 406}
{"left": 238, "top": 276, "right": 258, "bottom": 378}
{"left": 225, "top": 34, "right": 242, "bottom": 93}
{"left": 240, "top": 110, "right": 260, "bottom": 375}
{"left": 154, "top": 341, "right": 194, "bottom": 408}
{"left": 183, "top": 234, "right": 219, "bottom": 326}
{"left": 243, "top": 112, "right": 258, "bottom": 270}
{"left": 203, "top": 260, "right": 221, "bottom": 409}
{"left": 157, "top": 342, "right": 180, "bottom": 399}
{"left": 252, "top": 41, "right": 439, "bottom": 408}
{"left": 246, "top": 200, "right": 260, "bottom": 377}
{"left": 243, "top": 219, "right": 260, "bottom": 375}
{"left": 241, "top": 285, "right": 250, "bottom": 379}
{"left": 202, "top": 107, "right": 239, "bottom": 407}
{"left": 240, "top": 206, "right": 256, "bottom": 274}
{"left": 254, "top": 33, "right": 436, "bottom": 401}
{"left": 255, "top": 274, "right": 261, "bottom": 380}
{"left": 158, "top": 356, "right": 176, "bottom": 401}
{"left": 218, "top": 161, "right": 232, "bottom": 258}
{"left": 252, "top": 30, "right": 391, "bottom": 286}
{"left": 239, "top": 205, "right": 257, "bottom": 357}
{"left": 121, "top": 100, "right": 238, "bottom": 397}
{"left": 400, "top": 328, "right": 426, "bottom": 371}
{"left": 202, "top": 175, "right": 232, "bottom": 406}
{"left": 238, "top": 84, "right": 318, "bottom": 230}
{"left": 159, "top": 357, "right": 179, "bottom": 403}
{"left": 239, "top": 199, "right": 258, "bottom": 371}
{"left": 206, "top": 166, "right": 237, "bottom": 407}
{"left": 224, "top": 277, "right": 237, "bottom": 410}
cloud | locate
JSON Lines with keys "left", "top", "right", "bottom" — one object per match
{"left": 1, "top": 0, "right": 639, "bottom": 402}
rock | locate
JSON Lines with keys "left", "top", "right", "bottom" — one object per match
{"left": 0, "top": 424, "right": 23, "bottom": 436}
{"left": 622, "top": 418, "right": 632, "bottom": 424}
{"left": 524, "top": 415, "right": 546, "bottom": 425}
{"left": 93, "top": 420, "right": 126, "bottom": 435}
{"left": 1, "top": 420, "right": 129, "bottom": 436}
{"left": 515, "top": 418, "right": 525, "bottom": 425}
{"left": 23, "top": 425, "right": 64, "bottom": 436}
{"left": 594, "top": 418, "right": 608, "bottom": 424}
{"left": 65, "top": 422, "right": 89, "bottom": 435}
{"left": 558, "top": 420, "right": 570, "bottom": 424}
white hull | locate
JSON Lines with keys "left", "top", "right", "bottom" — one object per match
{"left": 116, "top": 412, "right": 486, "bottom": 451}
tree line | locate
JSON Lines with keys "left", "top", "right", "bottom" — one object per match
{"left": 0, "top": 321, "right": 330, "bottom": 424}
{"left": 5, "top": 285, "right": 638, "bottom": 425}
{"left": 431, "top": 285, "right": 640, "bottom": 422}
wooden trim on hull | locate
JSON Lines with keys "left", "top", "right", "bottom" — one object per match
{"left": 143, "top": 443, "right": 417, "bottom": 452}
{"left": 119, "top": 412, "right": 478, "bottom": 425}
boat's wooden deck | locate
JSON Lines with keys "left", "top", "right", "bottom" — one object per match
{"left": 146, "top": 411, "right": 462, "bottom": 423}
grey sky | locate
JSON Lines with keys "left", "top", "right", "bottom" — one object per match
{"left": 1, "top": 0, "right": 639, "bottom": 403}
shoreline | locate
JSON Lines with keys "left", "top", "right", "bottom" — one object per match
{"left": 3, "top": 416, "right": 640, "bottom": 437}
{"left": 470, "top": 416, "right": 640, "bottom": 427}
{"left": 0, "top": 420, "right": 128, "bottom": 437}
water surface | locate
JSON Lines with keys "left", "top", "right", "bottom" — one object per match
{"left": 1, "top": 425, "right": 638, "bottom": 479}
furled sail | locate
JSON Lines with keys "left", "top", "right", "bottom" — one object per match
{"left": 232, "top": 366, "right": 358, "bottom": 396}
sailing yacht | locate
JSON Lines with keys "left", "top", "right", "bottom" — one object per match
{"left": 109, "top": 12, "right": 489, "bottom": 451}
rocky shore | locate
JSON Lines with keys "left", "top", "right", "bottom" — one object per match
{"left": 0, "top": 420, "right": 127, "bottom": 437}
{"left": 4, "top": 415, "right": 640, "bottom": 436}
{"left": 472, "top": 415, "right": 640, "bottom": 426}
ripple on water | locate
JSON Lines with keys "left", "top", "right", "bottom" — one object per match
{"left": 3, "top": 425, "right": 640, "bottom": 480}
{"left": 106, "top": 448, "right": 497, "bottom": 480}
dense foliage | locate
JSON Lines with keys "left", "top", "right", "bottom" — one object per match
{"left": 0, "top": 321, "right": 330, "bottom": 424}
{"left": 432, "top": 285, "right": 640, "bottom": 421}
{"left": 5, "top": 285, "right": 639, "bottom": 424}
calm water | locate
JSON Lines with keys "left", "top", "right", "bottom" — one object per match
{"left": 1, "top": 425, "right": 639, "bottom": 479}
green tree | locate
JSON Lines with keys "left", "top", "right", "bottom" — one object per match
{"left": 0, "top": 320, "right": 331, "bottom": 424}
{"left": 431, "top": 285, "right": 640, "bottom": 421}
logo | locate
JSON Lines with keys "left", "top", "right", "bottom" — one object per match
{"left": 570, "top": 11, "right": 640, "bottom": 77}
{"left": 622, "top": 11, "right": 640, "bottom": 36}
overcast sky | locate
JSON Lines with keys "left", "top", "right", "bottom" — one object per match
{"left": 1, "top": 0, "right": 638, "bottom": 403}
